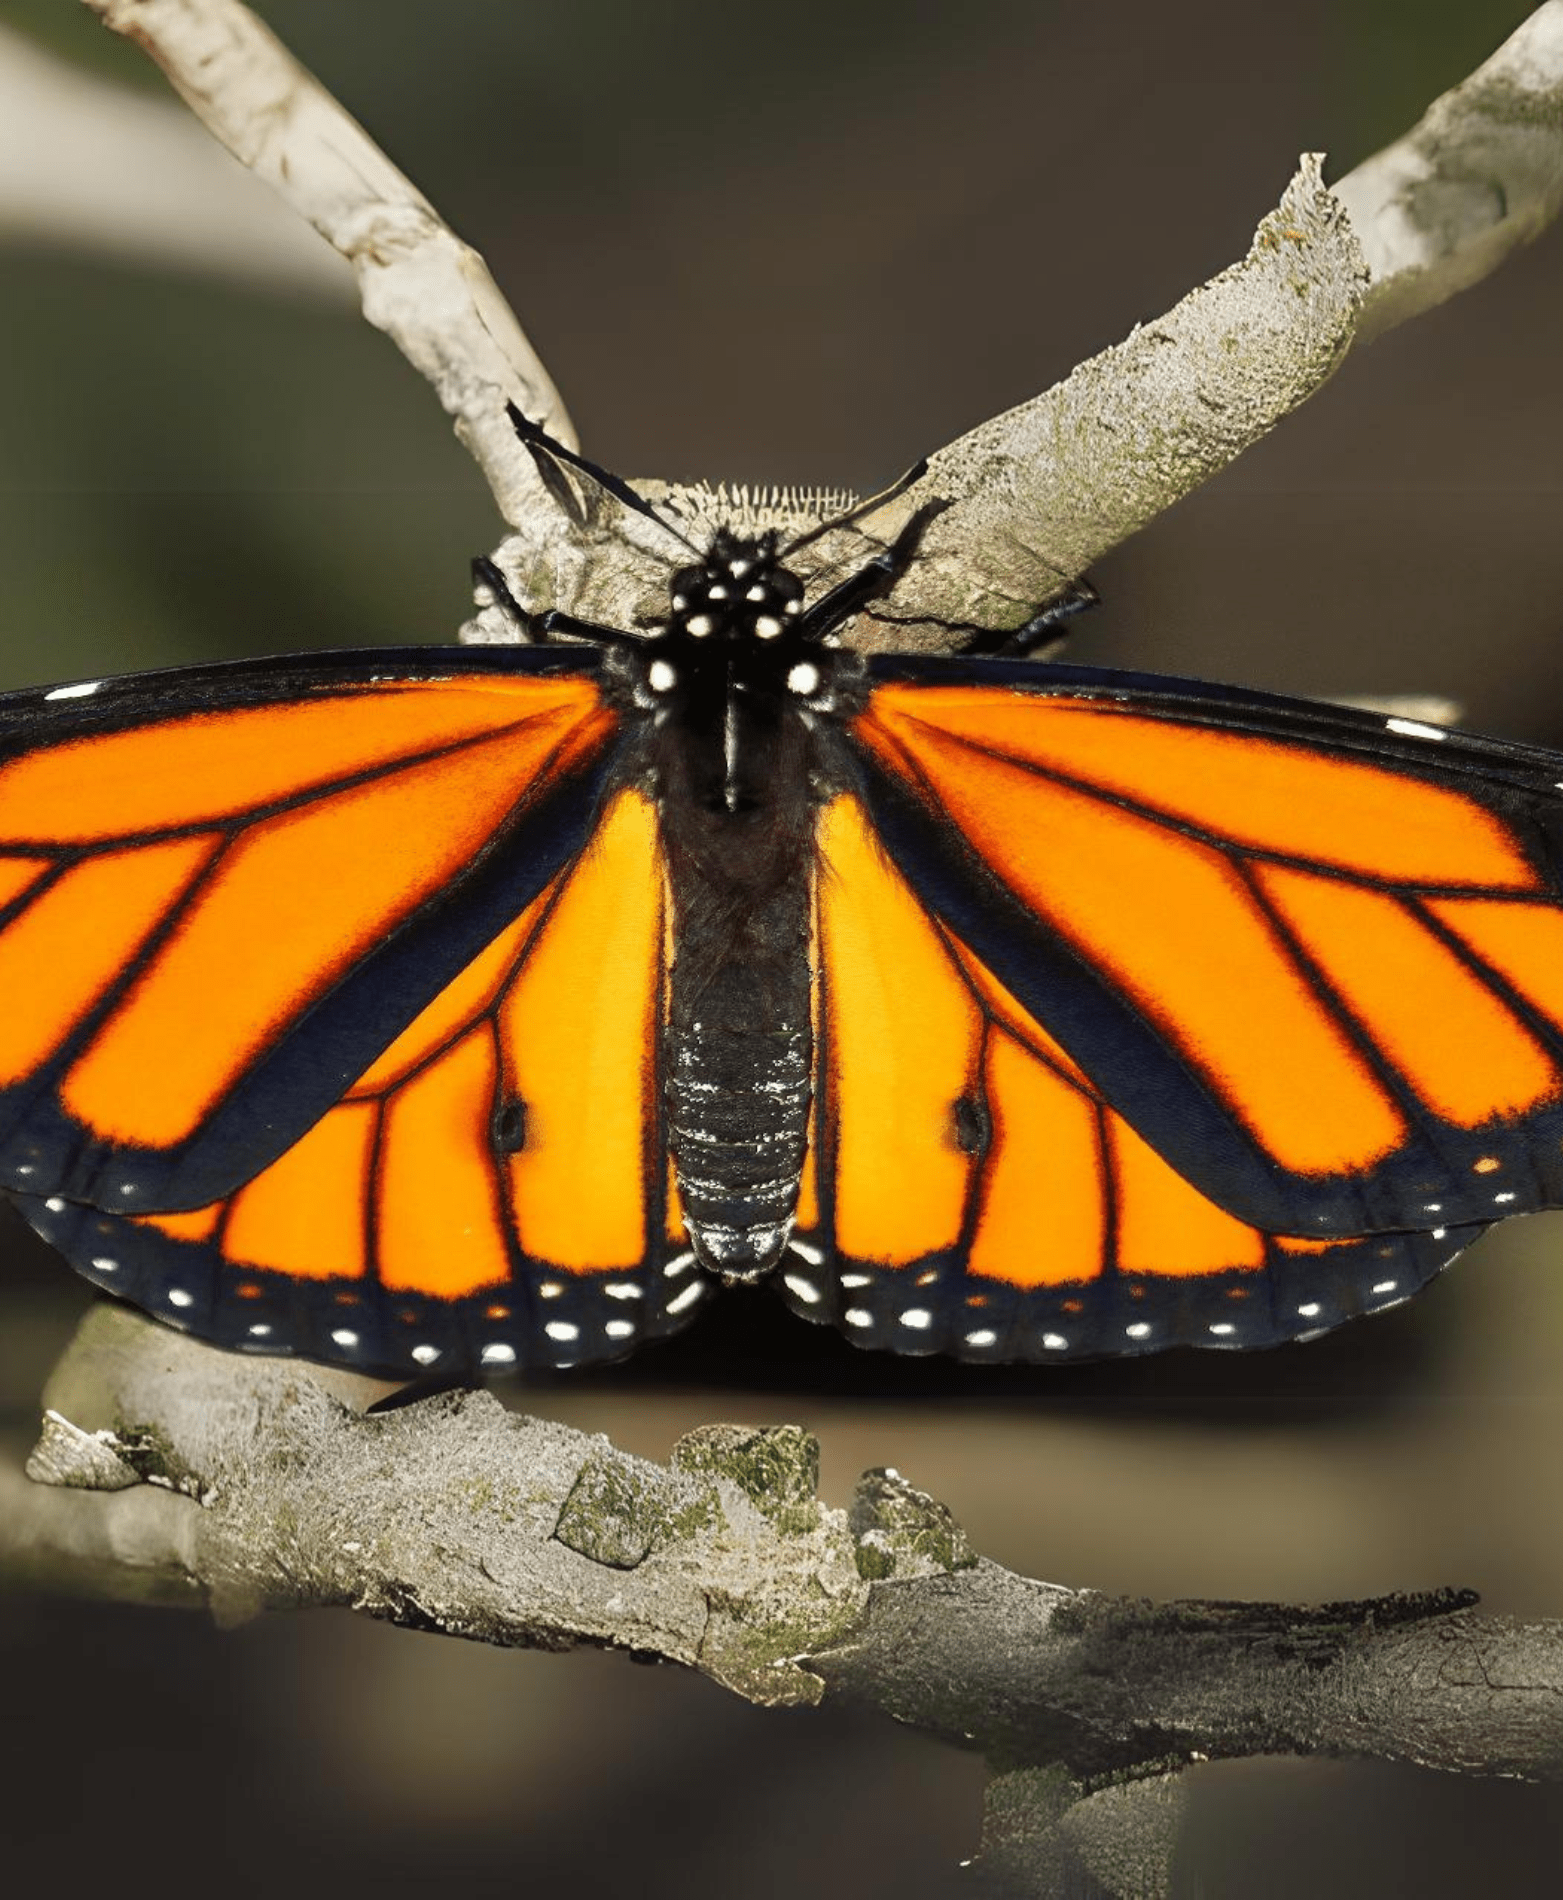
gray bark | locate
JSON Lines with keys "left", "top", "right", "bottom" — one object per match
{"left": 10, "top": 1308, "right": 1563, "bottom": 1899}
{"left": 75, "top": 0, "right": 1563, "bottom": 652}
{"left": 1334, "top": 2, "right": 1563, "bottom": 343}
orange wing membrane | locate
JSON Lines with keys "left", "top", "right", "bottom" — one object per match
{"left": 846, "top": 664, "right": 1563, "bottom": 1243}
{"left": 779, "top": 792, "right": 1477, "bottom": 1361}
{"left": 18, "top": 768, "right": 702, "bottom": 1374}
{"left": 4, "top": 649, "right": 709, "bottom": 1373}
{"left": 0, "top": 650, "right": 618, "bottom": 1215}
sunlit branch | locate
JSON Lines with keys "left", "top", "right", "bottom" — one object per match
{"left": 80, "top": 0, "right": 574, "bottom": 527}
{"left": 73, "top": 0, "right": 1563, "bottom": 649}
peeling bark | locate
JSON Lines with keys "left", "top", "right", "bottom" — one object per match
{"left": 12, "top": 1308, "right": 1563, "bottom": 1791}
{"left": 77, "top": 0, "right": 1563, "bottom": 651}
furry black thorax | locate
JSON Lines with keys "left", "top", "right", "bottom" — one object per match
{"left": 619, "top": 527, "right": 850, "bottom": 823}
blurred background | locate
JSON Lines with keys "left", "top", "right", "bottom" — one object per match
{"left": 2, "top": 1, "right": 1562, "bottom": 1892}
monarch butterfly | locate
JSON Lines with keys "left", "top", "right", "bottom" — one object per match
{"left": 5, "top": 414, "right": 1559, "bottom": 1378}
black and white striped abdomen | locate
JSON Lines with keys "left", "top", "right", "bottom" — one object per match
{"left": 663, "top": 874, "right": 812, "bottom": 1276}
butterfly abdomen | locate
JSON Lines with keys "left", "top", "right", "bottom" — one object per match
{"left": 665, "top": 946, "right": 811, "bottom": 1274}
{"left": 658, "top": 707, "right": 816, "bottom": 1278}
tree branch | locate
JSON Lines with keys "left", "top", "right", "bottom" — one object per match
{"left": 79, "top": 0, "right": 575, "bottom": 525}
{"left": 869, "top": 155, "right": 1365, "bottom": 647}
{"left": 1333, "top": 1, "right": 1563, "bottom": 343}
{"left": 75, "top": 0, "right": 1563, "bottom": 652}
{"left": 16, "top": 1308, "right": 1563, "bottom": 1779}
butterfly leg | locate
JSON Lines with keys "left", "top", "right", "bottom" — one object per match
{"left": 470, "top": 555, "right": 644, "bottom": 650}
{"left": 794, "top": 500, "right": 949, "bottom": 643}
{"left": 961, "top": 577, "right": 1101, "bottom": 658}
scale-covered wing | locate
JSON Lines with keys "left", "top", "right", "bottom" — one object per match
{"left": 0, "top": 647, "right": 621, "bottom": 1214}
{"left": 15, "top": 780, "right": 706, "bottom": 1375}
{"left": 775, "top": 655, "right": 1563, "bottom": 1360}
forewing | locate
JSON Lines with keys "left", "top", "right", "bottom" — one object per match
{"left": 0, "top": 647, "right": 621, "bottom": 1214}
{"left": 15, "top": 786, "right": 705, "bottom": 1375}
{"left": 843, "top": 657, "right": 1563, "bottom": 1238}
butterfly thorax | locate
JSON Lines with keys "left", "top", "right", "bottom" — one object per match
{"left": 631, "top": 529, "right": 836, "bottom": 816}
{"left": 628, "top": 530, "right": 842, "bottom": 1281}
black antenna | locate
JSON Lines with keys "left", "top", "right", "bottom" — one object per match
{"left": 793, "top": 498, "right": 950, "bottom": 642}
{"left": 505, "top": 403, "right": 702, "bottom": 557}
{"left": 781, "top": 456, "right": 933, "bottom": 557}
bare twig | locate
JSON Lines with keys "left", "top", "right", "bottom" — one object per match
{"left": 16, "top": 1307, "right": 937, "bottom": 1704}
{"left": 80, "top": 0, "right": 574, "bottom": 525}
{"left": 14, "top": 1307, "right": 1563, "bottom": 1768}
{"left": 1333, "top": 1, "right": 1563, "bottom": 342}
{"left": 867, "top": 156, "right": 1365, "bottom": 648}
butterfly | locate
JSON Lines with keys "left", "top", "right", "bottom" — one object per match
{"left": 4, "top": 414, "right": 1562, "bottom": 1378}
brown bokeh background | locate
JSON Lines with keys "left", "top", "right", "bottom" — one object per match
{"left": 2, "top": 2, "right": 1562, "bottom": 1893}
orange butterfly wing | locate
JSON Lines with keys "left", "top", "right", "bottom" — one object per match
{"left": 15, "top": 642, "right": 1563, "bottom": 1371}
{"left": 781, "top": 657, "right": 1563, "bottom": 1359}
{"left": 781, "top": 792, "right": 1478, "bottom": 1360}
{"left": 18, "top": 782, "right": 703, "bottom": 1373}
{"left": 0, "top": 650, "right": 619, "bottom": 1219}
{"left": 842, "top": 665, "right": 1563, "bottom": 1239}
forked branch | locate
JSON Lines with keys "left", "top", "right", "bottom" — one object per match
{"left": 76, "top": 0, "right": 1563, "bottom": 644}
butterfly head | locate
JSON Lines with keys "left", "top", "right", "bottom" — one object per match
{"left": 635, "top": 528, "right": 839, "bottom": 728}
{"left": 665, "top": 530, "right": 807, "bottom": 646}
{"left": 623, "top": 503, "right": 943, "bottom": 760}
